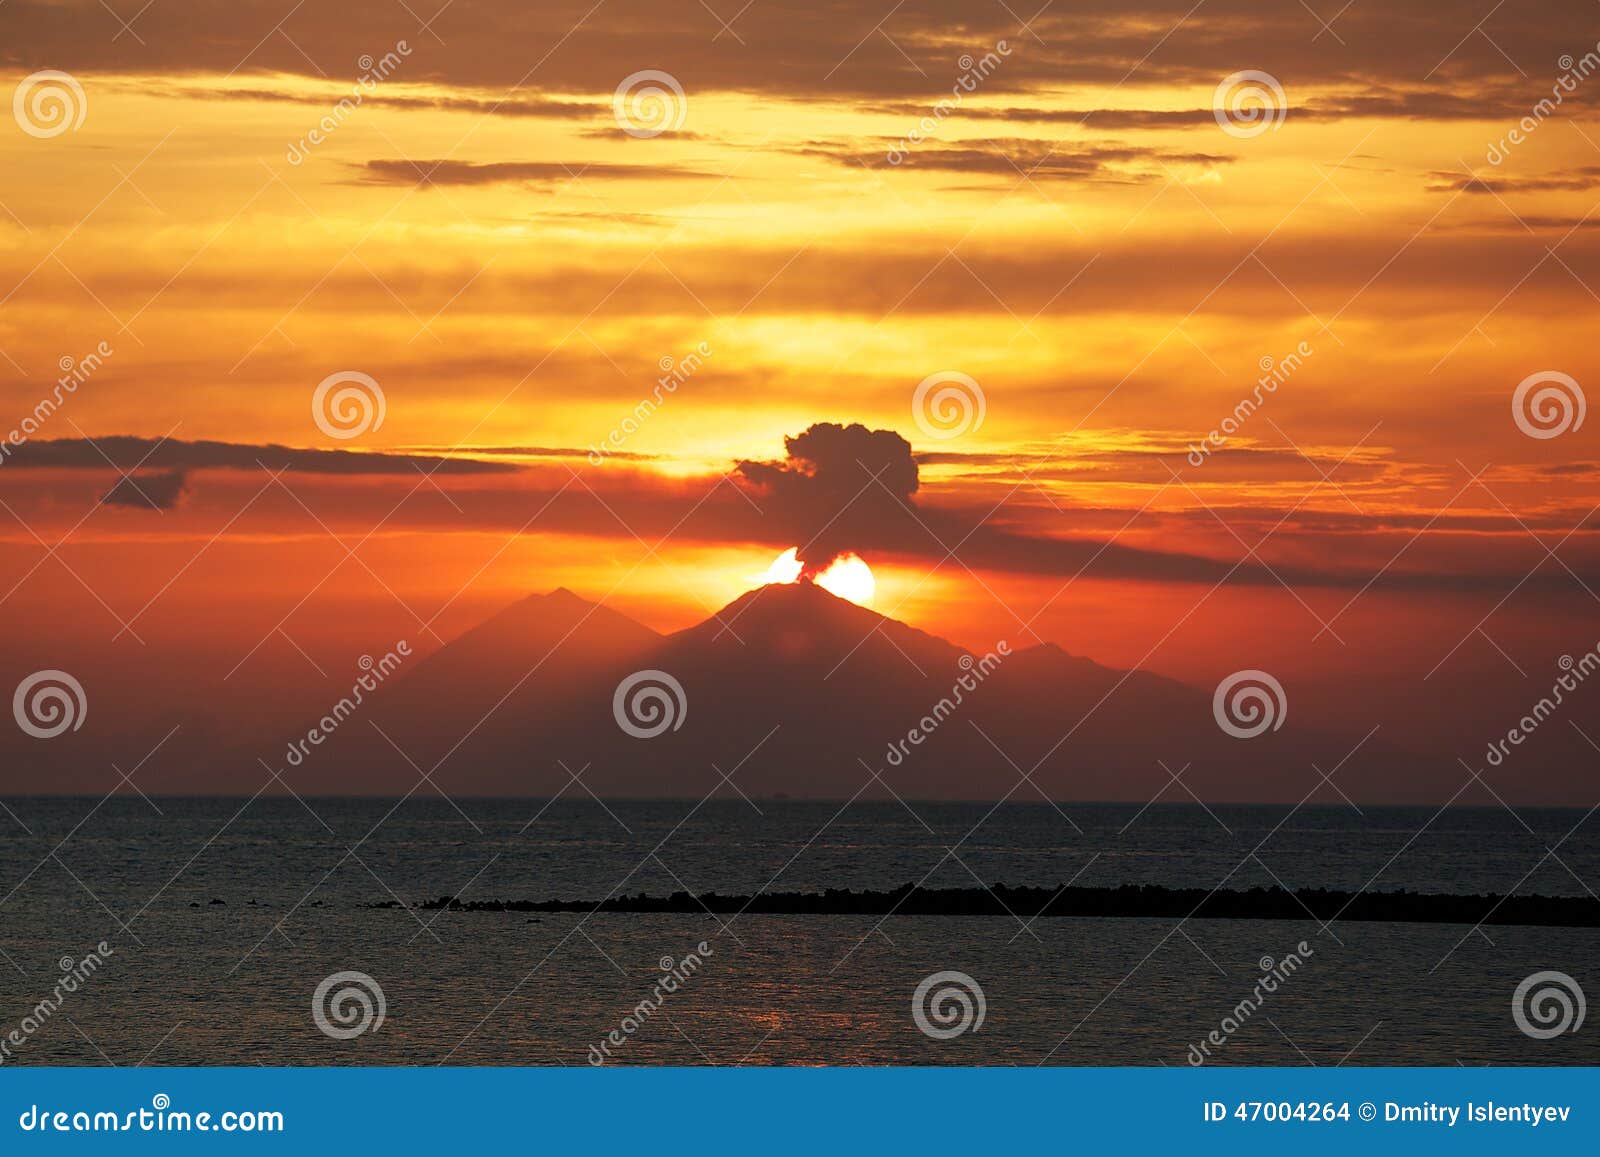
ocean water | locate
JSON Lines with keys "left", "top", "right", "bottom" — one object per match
{"left": 1, "top": 799, "right": 1596, "bottom": 1066}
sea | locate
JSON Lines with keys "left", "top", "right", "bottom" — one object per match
{"left": 1, "top": 798, "right": 1596, "bottom": 1066}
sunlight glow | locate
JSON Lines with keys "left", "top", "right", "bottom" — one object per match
{"left": 759, "top": 547, "right": 875, "bottom": 607}
{"left": 814, "top": 552, "right": 875, "bottom": 607}
{"left": 761, "top": 547, "right": 804, "bottom": 585}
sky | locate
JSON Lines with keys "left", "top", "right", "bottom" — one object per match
{"left": 1, "top": 0, "right": 1597, "bottom": 792}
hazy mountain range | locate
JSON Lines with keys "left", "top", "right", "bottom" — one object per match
{"left": 4, "top": 580, "right": 1562, "bottom": 802}
{"left": 242, "top": 581, "right": 1431, "bottom": 801}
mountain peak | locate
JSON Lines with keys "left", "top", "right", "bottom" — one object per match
{"left": 707, "top": 579, "right": 884, "bottom": 632}
{"left": 407, "top": 586, "right": 660, "bottom": 676}
{"left": 261, "top": 577, "right": 1403, "bottom": 803}
{"left": 667, "top": 580, "right": 966, "bottom": 678}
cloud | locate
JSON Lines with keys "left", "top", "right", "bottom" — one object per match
{"left": 8, "top": 426, "right": 1594, "bottom": 595}
{"left": 3, "top": 436, "right": 519, "bottom": 475}
{"left": 52, "top": 228, "right": 1595, "bottom": 327}
{"left": 354, "top": 159, "right": 715, "bottom": 187}
{"left": 735, "top": 422, "right": 920, "bottom": 569}
{"left": 397, "top": 444, "right": 663, "bottom": 462}
{"left": 101, "top": 469, "right": 189, "bottom": 510}
{"left": 4, "top": 0, "right": 1591, "bottom": 106}
{"left": 917, "top": 443, "right": 1391, "bottom": 484}
{"left": 721, "top": 424, "right": 1600, "bottom": 594}
{"left": 730, "top": 422, "right": 1339, "bottom": 588}
{"left": 1425, "top": 166, "right": 1600, "bottom": 195}
{"left": 866, "top": 89, "right": 1535, "bottom": 128}
{"left": 134, "top": 81, "right": 601, "bottom": 120}
{"left": 790, "top": 139, "right": 1232, "bottom": 181}
{"left": 1437, "top": 215, "right": 1600, "bottom": 234}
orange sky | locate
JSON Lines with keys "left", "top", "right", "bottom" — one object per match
{"left": 1, "top": 1, "right": 1597, "bottom": 784}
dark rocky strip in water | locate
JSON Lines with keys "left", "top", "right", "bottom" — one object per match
{"left": 371, "top": 884, "right": 1600, "bottom": 927}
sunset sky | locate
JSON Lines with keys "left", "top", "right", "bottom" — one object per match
{"left": 1, "top": 1, "right": 1597, "bottom": 786}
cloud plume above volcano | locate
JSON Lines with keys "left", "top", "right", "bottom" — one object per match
{"left": 734, "top": 422, "right": 920, "bottom": 571}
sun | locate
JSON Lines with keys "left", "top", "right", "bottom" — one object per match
{"left": 815, "top": 553, "right": 875, "bottom": 605}
{"left": 760, "top": 548, "right": 875, "bottom": 607}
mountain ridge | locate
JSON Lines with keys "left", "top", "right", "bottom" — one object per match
{"left": 275, "top": 579, "right": 1419, "bottom": 801}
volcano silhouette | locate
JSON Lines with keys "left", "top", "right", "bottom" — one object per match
{"left": 270, "top": 581, "right": 1428, "bottom": 801}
